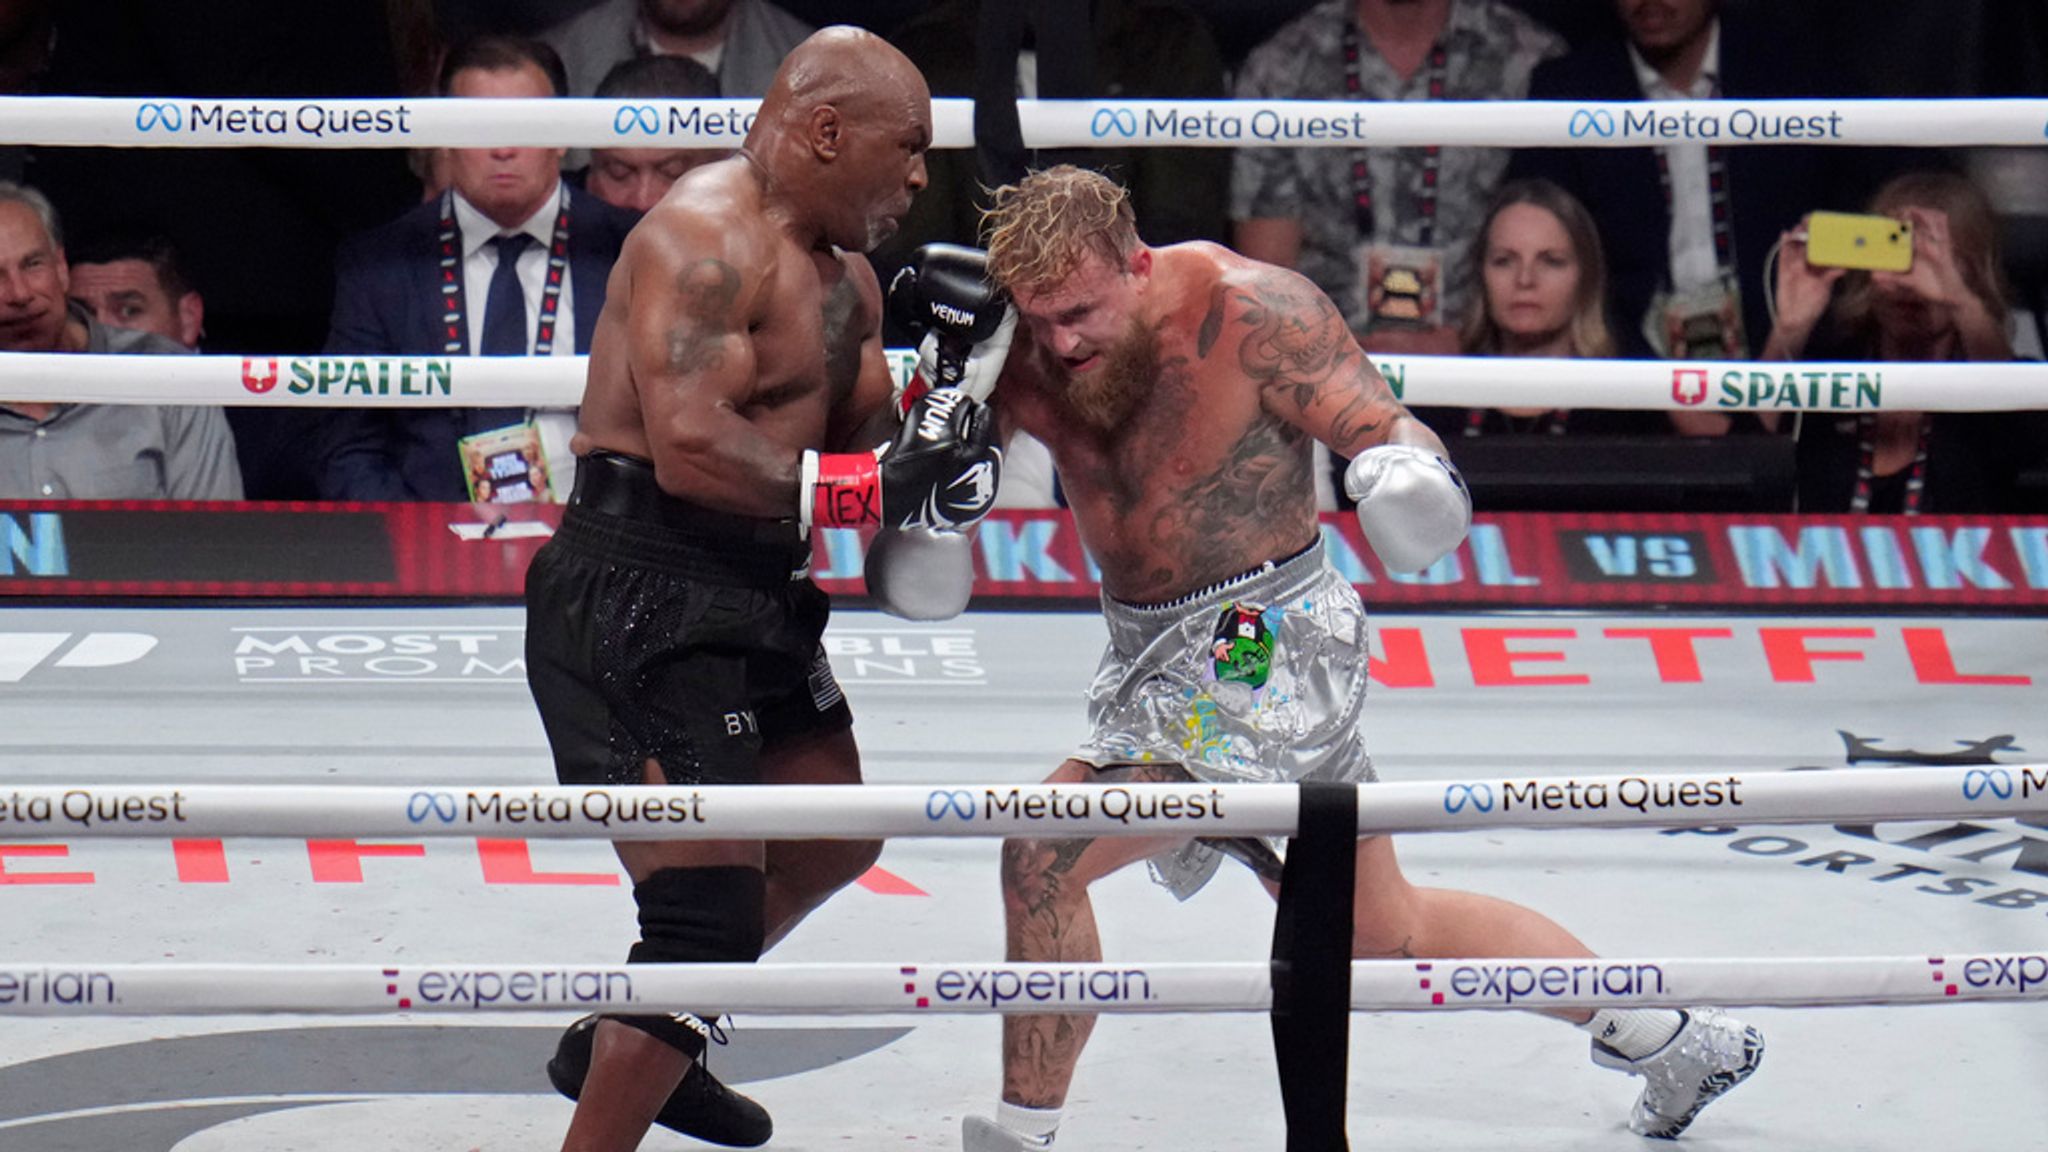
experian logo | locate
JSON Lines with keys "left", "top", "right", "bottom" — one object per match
{"left": 900, "top": 964, "right": 1157, "bottom": 1009}
{"left": 1418, "top": 960, "right": 1667, "bottom": 1006}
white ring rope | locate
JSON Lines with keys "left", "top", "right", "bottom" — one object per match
{"left": 4, "top": 766, "right": 2041, "bottom": 841}
{"left": 6, "top": 96, "right": 2046, "bottom": 150}
{"left": 5, "top": 352, "right": 2044, "bottom": 413}
{"left": 0, "top": 955, "right": 2039, "bottom": 1017}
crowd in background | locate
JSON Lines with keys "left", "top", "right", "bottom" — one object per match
{"left": 1, "top": 0, "right": 2045, "bottom": 514}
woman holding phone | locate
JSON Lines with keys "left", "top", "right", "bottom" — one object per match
{"left": 1764, "top": 170, "right": 2043, "bottom": 513}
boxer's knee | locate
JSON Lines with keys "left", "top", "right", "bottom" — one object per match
{"left": 769, "top": 837, "right": 881, "bottom": 902}
{"left": 612, "top": 865, "right": 766, "bottom": 1057}
{"left": 999, "top": 838, "right": 1086, "bottom": 916}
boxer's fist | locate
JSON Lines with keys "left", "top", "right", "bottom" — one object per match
{"left": 1345, "top": 444, "right": 1470, "bottom": 573}
{"left": 865, "top": 527, "right": 975, "bottom": 620}
{"left": 803, "top": 389, "right": 1003, "bottom": 531}
{"left": 888, "top": 244, "right": 1014, "bottom": 409}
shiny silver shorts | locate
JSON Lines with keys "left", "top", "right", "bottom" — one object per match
{"left": 1073, "top": 540, "right": 1376, "bottom": 898}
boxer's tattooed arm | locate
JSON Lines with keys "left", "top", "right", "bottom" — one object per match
{"left": 1223, "top": 269, "right": 1404, "bottom": 456}
{"left": 664, "top": 258, "right": 742, "bottom": 376}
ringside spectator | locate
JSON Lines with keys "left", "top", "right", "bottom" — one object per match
{"left": 0, "top": 184, "right": 240, "bottom": 500}
{"left": 583, "top": 54, "right": 729, "bottom": 213}
{"left": 67, "top": 232, "right": 203, "bottom": 349}
{"left": 540, "top": 0, "right": 812, "bottom": 99}
{"left": 317, "top": 36, "right": 638, "bottom": 503}
{"left": 1443, "top": 177, "right": 1661, "bottom": 436}
{"left": 1765, "top": 171, "right": 2048, "bottom": 513}
{"left": 1233, "top": 0, "right": 1565, "bottom": 359}
{"left": 1508, "top": 0, "right": 1892, "bottom": 435}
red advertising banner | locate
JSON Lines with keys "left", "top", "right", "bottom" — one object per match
{"left": 4, "top": 502, "right": 2048, "bottom": 610}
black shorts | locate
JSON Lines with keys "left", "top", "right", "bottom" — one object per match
{"left": 524, "top": 453, "right": 853, "bottom": 787}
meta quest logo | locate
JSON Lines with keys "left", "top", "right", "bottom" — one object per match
{"left": 1668, "top": 730, "right": 2048, "bottom": 919}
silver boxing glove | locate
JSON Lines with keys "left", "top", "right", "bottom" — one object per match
{"left": 864, "top": 525, "right": 976, "bottom": 621}
{"left": 1344, "top": 444, "right": 1471, "bottom": 574}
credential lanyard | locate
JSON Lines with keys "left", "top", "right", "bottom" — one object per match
{"left": 1850, "top": 414, "right": 1931, "bottom": 515}
{"left": 1344, "top": 24, "right": 1446, "bottom": 249}
{"left": 1653, "top": 80, "right": 1736, "bottom": 284}
{"left": 435, "top": 184, "right": 572, "bottom": 356}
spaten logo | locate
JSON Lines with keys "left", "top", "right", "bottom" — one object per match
{"left": 1671, "top": 367, "right": 1709, "bottom": 406}
{"left": 242, "top": 359, "right": 280, "bottom": 394}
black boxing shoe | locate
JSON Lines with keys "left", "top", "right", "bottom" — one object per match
{"left": 546, "top": 1015, "right": 774, "bottom": 1147}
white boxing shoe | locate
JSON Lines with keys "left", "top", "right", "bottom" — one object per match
{"left": 1591, "top": 1007, "right": 1765, "bottom": 1139}
{"left": 963, "top": 1115, "right": 1049, "bottom": 1151}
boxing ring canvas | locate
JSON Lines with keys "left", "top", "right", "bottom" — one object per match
{"left": 1, "top": 605, "right": 2043, "bottom": 1151}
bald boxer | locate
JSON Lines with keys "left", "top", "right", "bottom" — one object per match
{"left": 523, "top": 28, "right": 1001, "bottom": 1152}
{"left": 960, "top": 165, "right": 1762, "bottom": 1149}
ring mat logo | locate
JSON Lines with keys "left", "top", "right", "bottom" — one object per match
{"left": 0, "top": 633, "right": 156, "bottom": 682}
{"left": 1678, "top": 729, "right": 2048, "bottom": 915}
{"left": 0, "top": 1024, "right": 906, "bottom": 1151}
{"left": 1837, "top": 731, "right": 2020, "bottom": 768}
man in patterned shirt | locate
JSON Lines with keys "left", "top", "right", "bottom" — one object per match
{"left": 1232, "top": 0, "right": 1564, "bottom": 359}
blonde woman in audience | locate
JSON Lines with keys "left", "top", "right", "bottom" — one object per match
{"left": 1443, "top": 178, "right": 1664, "bottom": 437}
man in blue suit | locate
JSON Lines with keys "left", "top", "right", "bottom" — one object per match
{"left": 318, "top": 35, "right": 639, "bottom": 501}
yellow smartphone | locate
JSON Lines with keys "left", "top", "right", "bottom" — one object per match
{"left": 1804, "top": 211, "right": 1914, "bottom": 272}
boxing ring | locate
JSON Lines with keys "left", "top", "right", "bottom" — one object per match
{"left": 4, "top": 93, "right": 2048, "bottom": 1150}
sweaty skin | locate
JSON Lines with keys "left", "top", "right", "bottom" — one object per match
{"left": 573, "top": 32, "right": 934, "bottom": 516}
{"left": 553, "top": 28, "right": 934, "bottom": 1152}
{"left": 1001, "top": 242, "right": 1429, "bottom": 603}
{"left": 572, "top": 159, "right": 889, "bottom": 509}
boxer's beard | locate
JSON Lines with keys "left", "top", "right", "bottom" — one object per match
{"left": 1064, "top": 319, "right": 1157, "bottom": 433}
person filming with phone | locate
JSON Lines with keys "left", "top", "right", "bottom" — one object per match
{"left": 1763, "top": 171, "right": 2045, "bottom": 513}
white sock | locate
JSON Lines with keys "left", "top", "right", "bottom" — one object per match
{"left": 1582, "top": 1008, "right": 1685, "bottom": 1059}
{"left": 996, "top": 1102, "right": 1061, "bottom": 1148}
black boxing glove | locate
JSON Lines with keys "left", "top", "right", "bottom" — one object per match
{"left": 887, "top": 244, "right": 1015, "bottom": 413}
{"left": 802, "top": 388, "right": 1003, "bottom": 531}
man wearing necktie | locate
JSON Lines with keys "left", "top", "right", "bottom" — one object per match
{"left": 316, "top": 34, "right": 640, "bottom": 501}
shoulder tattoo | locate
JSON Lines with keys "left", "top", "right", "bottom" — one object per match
{"left": 1219, "top": 270, "right": 1393, "bottom": 452}
{"left": 665, "top": 258, "right": 742, "bottom": 375}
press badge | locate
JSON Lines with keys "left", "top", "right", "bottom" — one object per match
{"left": 459, "top": 421, "right": 553, "bottom": 504}
{"left": 1359, "top": 243, "right": 1444, "bottom": 329}
{"left": 1654, "top": 279, "right": 1744, "bottom": 360}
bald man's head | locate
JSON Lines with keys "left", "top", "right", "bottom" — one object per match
{"left": 759, "top": 26, "right": 928, "bottom": 131}
{"left": 745, "top": 26, "right": 931, "bottom": 252}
